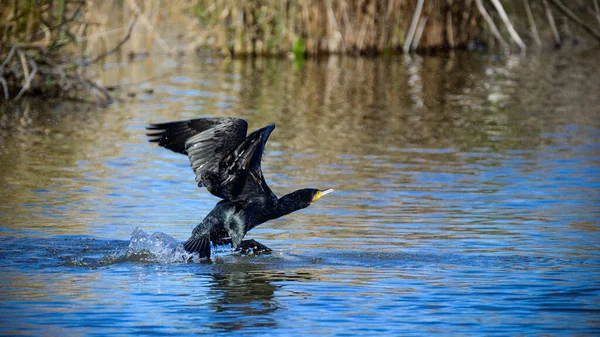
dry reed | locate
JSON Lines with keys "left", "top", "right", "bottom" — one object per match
{"left": 193, "top": 0, "right": 479, "bottom": 56}
{"left": 2, "top": 0, "right": 600, "bottom": 104}
{"left": 0, "top": 0, "right": 137, "bottom": 103}
{"left": 192, "top": 0, "right": 600, "bottom": 56}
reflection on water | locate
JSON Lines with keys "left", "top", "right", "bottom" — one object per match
{"left": 0, "top": 50, "right": 599, "bottom": 335}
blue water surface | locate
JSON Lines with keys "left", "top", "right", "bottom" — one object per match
{"left": 0, "top": 52, "right": 599, "bottom": 336}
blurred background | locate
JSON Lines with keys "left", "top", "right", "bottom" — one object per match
{"left": 1, "top": 0, "right": 599, "bottom": 102}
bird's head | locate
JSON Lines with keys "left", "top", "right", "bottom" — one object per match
{"left": 286, "top": 188, "right": 335, "bottom": 209}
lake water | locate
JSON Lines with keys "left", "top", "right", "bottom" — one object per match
{"left": 0, "top": 50, "right": 599, "bottom": 335}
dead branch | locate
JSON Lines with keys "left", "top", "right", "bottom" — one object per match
{"left": 126, "top": 0, "right": 173, "bottom": 54}
{"left": 404, "top": 0, "right": 425, "bottom": 53}
{"left": 413, "top": 16, "right": 429, "bottom": 50}
{"left": 446, "top": 0, "right": 455, "bottom": 48}
{"left": 523, "top": 0, "right": 542, "bottom": 46}
{"left": 548, "top": 0, "right": 600, "bottom": 42}
{"left": 18, "top": 50, "right": 30, "bottom": 80}
{"left": 543, "top": 0, "right": 562, "bottom": 46}
{"left": 475, "top": 0, "right": 510, "bottom": 49}
{"left": 0, "top": 46, "right": 17, "bottom": 70}
{"left": 14, "top": 59, "right": 37, "bottom": 100}
{"left": 80, "top": 18, "right": 138, "bottom": 66}
{"left": 1, "top": 0, "right": 125, "bottom": 104}
{"left": 489, "top": 0, "right": 526, "bottom": 51}
{"left": 0, "top": 77, "right": 8, "bottom": 100}
{"left": 65, "top": 73, "right": 112, "bottom": 104}
{"left": 326, "top": 0, "right": 345, "bottom": 53}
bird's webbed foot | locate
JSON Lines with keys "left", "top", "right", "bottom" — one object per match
{"left": 237, "top": 239, "right": 272, "bottom": 255}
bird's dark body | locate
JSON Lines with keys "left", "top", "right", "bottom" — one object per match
{"left": 197, "top": 197, "right": 274, "bottom": 244}
{"left": 147, "top": 117, "right": 332, "bottom": 259}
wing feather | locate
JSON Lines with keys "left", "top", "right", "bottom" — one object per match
{"left": 147, "top": 117, "right": 248, "bottom": 190}
{"left": 147, "top": 117, "right": 276, "bottom": 202}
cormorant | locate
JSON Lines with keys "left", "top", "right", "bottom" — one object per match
{"left": 146, "top": 117, "right": 333, "bottom": 258}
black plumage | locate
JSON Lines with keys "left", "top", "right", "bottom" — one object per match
{"left": 147, "top": 117, "right": 333, "bottom": 258}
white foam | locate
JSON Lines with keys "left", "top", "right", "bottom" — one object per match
{"left": 127, "top": 227, "right": 196, "bottom": 263}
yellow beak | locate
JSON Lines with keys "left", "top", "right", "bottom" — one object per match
{"left": 312, "top": 188, "right": 334, "bottom": 203}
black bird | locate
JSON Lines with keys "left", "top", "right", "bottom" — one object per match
{"left": 146, "top": 117, "right": 333, "bottom": 258}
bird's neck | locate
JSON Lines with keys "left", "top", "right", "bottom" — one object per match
{"left": 271, "top": 192, "right": 306, "bottom": 220}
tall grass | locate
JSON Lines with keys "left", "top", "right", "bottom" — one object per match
{"left": 193, "top": 0, "right": 600, "bottom": 56}
{"left": 193, "top": 0, "right": 478, "bottom": 56}
{"left": 2, "top": 0, "right": 599, "bottom": 103}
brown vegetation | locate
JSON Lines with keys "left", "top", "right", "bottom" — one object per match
{"left": 194, "top": 0, "right": 600, "bottom": 56}
{"left": 1, "top": 0, "right": 600, "bottom": 102}
{"left": 194, "top": 0, "right": 479, "bottom": 56}
{"left": 0, "top": 0, "right": 138, "bottom": 103}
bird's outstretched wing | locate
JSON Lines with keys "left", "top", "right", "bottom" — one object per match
{"left": 147, "top": 117, "right": 248, "bottom": 199}
{"left": 237, "top": 166, "right": 277, "bottom": 202}
{"left": 147, "top": 117, "right": 277, "bottom": 202}
{"left": 218, "top": 124, "right": 278, "bottom": 202}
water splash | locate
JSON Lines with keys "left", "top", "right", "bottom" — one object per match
{"left": 125, "top": 227, "right": 196, "bottom": 263}
{"left": 62, "top": 228, "right": 210, "bottom": 267}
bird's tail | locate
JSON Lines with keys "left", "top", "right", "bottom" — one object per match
{"left": 183, "top": 235, "right": 211, "bottom": 259}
